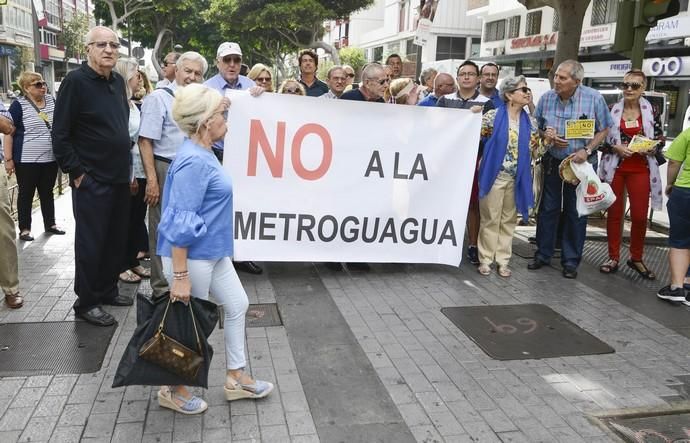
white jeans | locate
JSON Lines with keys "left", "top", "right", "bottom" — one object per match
{"left": 162, "top": 256, "right": 248, "bottom": 370}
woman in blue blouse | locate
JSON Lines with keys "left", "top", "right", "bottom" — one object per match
{"left": 156, "top": 83, "right": 273, "bottom": 414}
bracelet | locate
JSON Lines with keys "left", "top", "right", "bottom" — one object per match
{"left": 172, "top": 270, "right": 188, "bottom": 275}
{"left": 5, "top": 158, "right": 12, "bottom": 162}
{"left": 173, "top": 274, "right": 189, "bottom": 280}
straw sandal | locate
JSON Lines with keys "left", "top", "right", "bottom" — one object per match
{"left": 477, "top": 264, "right": 491, "bottom": 276}
{"left": 119, "top": 270, "right": 141, "bottom": 283}
{"left": 157, "top": 387, "right": 207, "bottom": 415}
{"left": 224, "top": 376, "right": 274, "bottom": 401}
{"left": 497, "top": 266, "right": 512, "bottom": 278}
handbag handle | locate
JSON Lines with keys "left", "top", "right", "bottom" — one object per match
{"left": 157, "top": 299, "right": 203, "bottom": 355}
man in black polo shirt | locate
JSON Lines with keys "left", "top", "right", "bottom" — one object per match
{"left": 298, "top": 49, "right": 329, "bottom": 97}
{"left": 52, "top": 26, "right": 131, "bottom": 326}
{"left": 437, "top": 60, "right": 494, "bottom": 267}
{"left": 340, "top": 63, "right": 388, "bottom": 103}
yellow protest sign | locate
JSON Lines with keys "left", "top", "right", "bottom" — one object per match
{"left": 628, "top": 135, "right": 660, "bottom": 152}
{"left": 565, "top": 119, "right": 595, "bottom": 139}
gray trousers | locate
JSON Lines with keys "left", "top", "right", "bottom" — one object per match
{"left": 148, "top": 159, "right": 171, "bottom": 298}
{"left": 0, "top": 165, "right": 19, "bottom": 296}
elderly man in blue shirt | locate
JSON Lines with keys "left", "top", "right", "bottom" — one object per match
{"left": 528, "top": 59, "right": 613, "bottom": 279}
{"left": 138, "top": 51, "right": 207, "bottom": 299}
{"left": 204, "top": 41, "right": 263, "bottom": 276}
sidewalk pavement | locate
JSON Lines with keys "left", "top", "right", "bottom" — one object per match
{"left": 0, "top": 190, "right": 689, "bottom": 443}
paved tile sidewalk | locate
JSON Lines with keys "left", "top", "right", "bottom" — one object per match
{"left": 0, "top": 193, "right": 319, "bottom": 443}
{"left": 2, "top": 190, "right": 690, "bottom": 442}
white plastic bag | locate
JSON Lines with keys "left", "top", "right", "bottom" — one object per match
{"left": 570, "top": 160, "right": 616, "bottom": 217}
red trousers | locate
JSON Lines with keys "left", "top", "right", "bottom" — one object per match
{"left": 606, "top": 155, "right": 650, "bottom": 261}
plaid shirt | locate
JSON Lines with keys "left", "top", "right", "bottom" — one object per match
{"left": 535, "top": 85, "right": 613, "bottom": 160}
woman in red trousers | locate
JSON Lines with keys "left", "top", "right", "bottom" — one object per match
{"left": 598, "top": 69, "right": 664, "bottom": 279}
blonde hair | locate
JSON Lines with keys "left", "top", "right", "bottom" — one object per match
{"left": 172, "top": 83, "right": 223, "bottom": 136}
{"left": 248, "top": 63, "right": 273, "bottom": 92}
{"left": 17, "top": 71, "right": 43, "bottom": 95}
{"left": 277, "top": 79, "right": 305, "bottom": 95}
{"left": 389, "top": 78, "right": 414, "bottom": 104}
{"left": 114, "top": 57, "right": 139, "bottom": 99}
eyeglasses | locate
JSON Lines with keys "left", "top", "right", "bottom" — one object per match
{"left": 346, "top": 73, "right": 355, "bottom": 78}
{"left": 458, "top": 72, "right": 478, "bottom": 78}
{"left": 283, "top": 88, "right": 301, "bottom": 94}
{"left": 30, "top": 81, "right": 47, "bottom": 88}
{"left": 255, "top": 76, "right": 271, "bottom": 83}
{"left": 221, "top": 56, "right": 242, "bottom": 64}
{"left": 511, "top": 86, "right": 531, "bottom": 94}
{"left": 88, "top": 41, "right": 121, "bottom": 49}
{"left": 619, "top": 82, "right": 643, "bottom": 91}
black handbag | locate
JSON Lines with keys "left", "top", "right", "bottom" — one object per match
{"left": 139, "top": 299, "right": 204, "bottom": 382}
{"left": 112, "top": 293, "right": 218, "bottom": 388}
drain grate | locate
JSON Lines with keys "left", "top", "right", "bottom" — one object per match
{"left": 246, "top": 303, "right": 282, "bottom": 328}
{"left": 0, "top": 322, "right": 116, "bottom": 376}
{"left": 441, "top": 304, "right": 615, "bottom": 360}
{"left": 599, "top": 408, "right": 690, "bottom": 442}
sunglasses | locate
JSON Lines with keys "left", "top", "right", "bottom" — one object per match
{"left": 221, "top": 56, "right": 242, "bottom": 64}
{"left": 89, "top": 41, "right": 121, "bottom": 49}
{"left": 31, "top": 81, "right": 47, "bottom": 88}
{"left": 372, "top": 78, "right": 389, "bottom": 85}
{"left": 284, "top": 88, "right": 301, "bottom": 94}
{"left": 511, "top": 86, "right": 531, "bottom": 93}
{"left": 255, "top": 77, "right": 271, "bottom": 83}
{"left": 619, "top": 82, "right": 643, "bottom": 91}
{"left": 346, "top": 73, "right": 355, "bottom": 78}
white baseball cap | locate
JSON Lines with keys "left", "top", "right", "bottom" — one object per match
{"left": 217, "top": 42, "right": 242, "bottom": 58}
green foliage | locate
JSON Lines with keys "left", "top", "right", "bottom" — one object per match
{"left": 59, "top": 11, "right": 90, "bottom": 61}
{"left": 316, "top": 59, "right": 334, "bottom": 80}
{"left": 338, "top": 46, "right": 366, "bottom": 73}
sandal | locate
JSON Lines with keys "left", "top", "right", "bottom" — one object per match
{"left": 119, "top": 270, "right": 141, "bottom": 283}
{"left": 626, "top": 260, "right": 656, "bottom": 280}
{"left": 224, "top": 376, "right": 274, "bottom": 401}
{"left": 477, "top": 264, "right": 491, "bottom": 276}
{"left": 157, "top": 387, "right": 207, "bottom": 415}
{"left": 131, "top": 265, "right": 151, "bottom": 279}
{"left": 599, "top": 259, "right": 619, "bottom": 274}
{"left": 19, "top": 232, "right": 34, "bottom": 241}
{"left": 497, "top": 266, "right": 512, "bottom": 278}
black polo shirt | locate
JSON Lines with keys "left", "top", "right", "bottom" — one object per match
{"left": 340, "top": 89, "right": 385, "bottom": 103}
{"left": 299, "top": 77, "right": 329, "bottom": 97}
{"left": 52, "top": 62, "right": 130, "bottom": 184}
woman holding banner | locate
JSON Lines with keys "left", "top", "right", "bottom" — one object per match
{"left": 597, "top": 69, "right": 664, "bottom": 279}
{"left": 155, "top": 83, "right": 273, "bottom": 414}
{"left": 477, "top": 76, "right": 541, "bottom": 277}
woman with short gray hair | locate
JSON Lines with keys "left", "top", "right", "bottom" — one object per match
{"left": 155, "top": 83, "right": 274, "bottom": 414}
{"left": 477, "top": 75, "right": 543, "bottom": 277}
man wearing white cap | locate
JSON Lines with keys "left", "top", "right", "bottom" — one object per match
{"left": 204, "top": 42, "right": 263, "bottom": 276}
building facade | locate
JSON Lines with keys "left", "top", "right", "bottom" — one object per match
{"left": 469, "top": 0, "right": 690, "bottom": 137}
{"left": 323, "top": 0, "right": 483, "bottom": 78}
{"left": 0, "top": 0, "right": 93, "bottom": 99}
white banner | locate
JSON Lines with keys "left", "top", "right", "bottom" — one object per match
{"left": 224, "top": 91, "right": 481, "bottom": 266}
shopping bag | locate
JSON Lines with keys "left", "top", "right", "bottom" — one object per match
{"left": 570, "top": 159, "right": 616, "bottom": 217}
{"left": 112, "top": 293, "right": 218, "bottom": 388}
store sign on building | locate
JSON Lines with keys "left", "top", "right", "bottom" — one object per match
{"left": 646, "top": 15, "right": 690, "bottom": 40}
{"left": 583, "top": 57, "right": 689, "bottom": 78}
{"left": 509, "top": 33, "right": 557, "bottom": 52}
{"left": 580, "top": 25, "right": 612, "bottom": 47}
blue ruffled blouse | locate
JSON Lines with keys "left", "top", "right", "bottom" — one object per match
{"left": 157, "top": 138, "right": 233, "bottom": 259}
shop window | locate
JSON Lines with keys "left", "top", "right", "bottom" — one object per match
{"left": 507, "top": 16, "right": 520, "bottom": 38}
{"left": 470, "top": 37, "right": 481, "bottom": 58}
{"left": 525, "top": 11, "right": 542, "bottom": 36}
{"left": 591, "top": 0, "right": 618, "bottom": 25}
{"left": 372, "top": 46, "right": 383, "bottom": 63}
{"left": 484, "top": 20, "right": 505, "bottom": 42}
{"left": 436, "top": 36, "right": 466, "bottom": 60}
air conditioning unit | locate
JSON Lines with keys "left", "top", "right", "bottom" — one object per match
{"left": 496, "top": 47, "right": 505, "bottom": 55}
{"left": 685, "top": 37, "right": 690, "bottom": 47}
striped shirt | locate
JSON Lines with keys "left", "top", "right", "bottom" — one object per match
{"left": 535, "top": 85, "right": 613, "bottom": 160}
{"left": 8, "top": 95, "right": 55, "bottom": 163}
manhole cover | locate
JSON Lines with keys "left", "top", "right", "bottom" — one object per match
{"left": 246, "top": 304, "right": 282, "bottom": 328}
{"left": 601, "top": 409, "right": 690, "bottom": 442}
{"left": 441, "top": 304, "right": 615, "bottom": 360}
{"left": 0, "top": 322, "right": 116, "bottom": 376}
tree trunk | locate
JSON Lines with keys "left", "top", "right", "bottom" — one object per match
{"left": 551, "top": 1, "right": 590, "bottom": 82}
{"left": 152, "top": 28, "right": 172, "bottom": 79}
{"left": 311, "top": 40, "right": 341, "bottom": 65}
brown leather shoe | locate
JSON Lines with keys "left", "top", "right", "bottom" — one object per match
{"left": 5, "top": 293, "right": 23, "bottom": 309}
